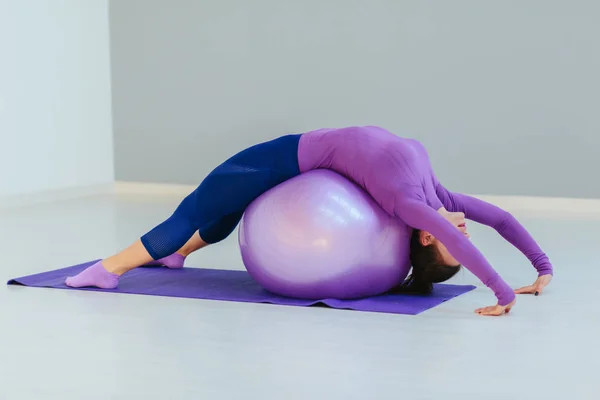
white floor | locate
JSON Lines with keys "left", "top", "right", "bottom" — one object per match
{"left": 1, "top": 192, "right": 599, "bottom": 400}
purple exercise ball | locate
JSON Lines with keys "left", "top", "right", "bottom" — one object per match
{"left": 238, "top": 169, "right": 412, "bottom": 299}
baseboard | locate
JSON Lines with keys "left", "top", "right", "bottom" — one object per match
{"left": 0, "top": 183, "right": 115, "bottom": 211}
{"left": 114, "top": 181, "right": 600, "bottom": 217}
{"left": 114, "top": 181, "right": 196, "bottom": 196}
{"left": 478, "top": 195, "right": 600, "bottom": 217}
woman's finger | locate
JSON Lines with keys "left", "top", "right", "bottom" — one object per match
{"left": 478, "top": 307, "right": 502, "bottom": 316}
{"left": 514, "top": 285, "right": 535, "bottom": 294}
{"left": 458, "top": 226, "right": 470, "bottom": 237}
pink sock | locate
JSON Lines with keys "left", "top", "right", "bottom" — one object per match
{"left": 65, "top": 261, "right": 119, "bottom": 289}
{"left": 144, "top": 253, "right": 186, "bottom": 269}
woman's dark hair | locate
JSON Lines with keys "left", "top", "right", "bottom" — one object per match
{"left": 395, "top": 229, "right": 461, "bottom": 294}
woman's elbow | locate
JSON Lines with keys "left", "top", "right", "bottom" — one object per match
{"left": 493, "top": 211, "right": 516, "bottom": 232}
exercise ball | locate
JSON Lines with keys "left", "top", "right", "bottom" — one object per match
{"left": 238, "top": 169, "right": 412, "bottom": 299}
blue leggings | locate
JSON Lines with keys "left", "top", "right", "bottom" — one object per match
{"left": 140, "top": 134, "right": 302, "bottom": 259}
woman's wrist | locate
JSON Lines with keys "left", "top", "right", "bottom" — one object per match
{"left": 487, "top": 274, "right": 515, "bottom": 306}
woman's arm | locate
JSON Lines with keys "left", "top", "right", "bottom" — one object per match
{"left": 393, "top": 195, "right": 516, "bottom": 306}
{"left": 435, "top": 184, "right": 553, "bottom": 277}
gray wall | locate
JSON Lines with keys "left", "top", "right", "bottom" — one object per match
{"left": 110, "top": 0, "right": 600, "bottom": 198}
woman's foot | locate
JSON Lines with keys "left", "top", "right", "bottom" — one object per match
{"left": 144, "top": 253, "right": 186, "bottom": 269}
{"left": 64, "top": 253, "right": 185, "bottom": 289}
{"left": 65, "top": 261, "right": 119, "bottom": 289}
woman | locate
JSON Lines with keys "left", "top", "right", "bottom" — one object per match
{"left": 66, "top": 126, "right": 553, "bottom": 315}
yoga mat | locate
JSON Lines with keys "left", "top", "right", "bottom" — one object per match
{"left": 7, "top": 260, "right": 475, "bottom": 315}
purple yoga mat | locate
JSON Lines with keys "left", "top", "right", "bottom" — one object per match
{"left": 7, "top": 260, "right": 475, "bottom": 315}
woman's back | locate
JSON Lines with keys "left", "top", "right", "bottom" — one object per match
{"left": 298, "top": 126, "right": 443, "bottom": 214}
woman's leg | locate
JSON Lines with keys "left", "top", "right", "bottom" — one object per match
{"left": 66, "top": 190, "right": 203, "bottom": 288}
{"left": 104, "top": 231, "right": 209, "bottom": 273}
{"left": 108, "top": 231, "right": 209, "bottom": 273}
{"left": 177, "top": 231, "right": 209, "bottom": 256}
{"left": 65, "top": 230, "right": 210, "bottom": 289}
{"left": 102, "top": 239, "right": 154, "bottom": 275}
{"left": 65, "top": 134, "right": 302, "bottom": 289}
{"left": 145, "top": 231, "right": 209, "bottom": 268}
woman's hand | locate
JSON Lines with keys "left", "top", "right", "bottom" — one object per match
{"left": 438, "top": 209, "right": 470, "bottom": 238}
{"left": 475, "top": 298, "right": 516, "bottom": 316}
{"left": 514, "top": 274, "right": 553, "bottom": 296}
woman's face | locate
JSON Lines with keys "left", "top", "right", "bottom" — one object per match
{"left": 433, "top": 240, "right": 460, "bottom": 267}
{"left": 420, "top": 222, "right": 470, "bottom": 267}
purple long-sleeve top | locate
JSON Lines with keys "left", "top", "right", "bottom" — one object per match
{"left": 297, "top": 126, "right": 553, "bottom": 306}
